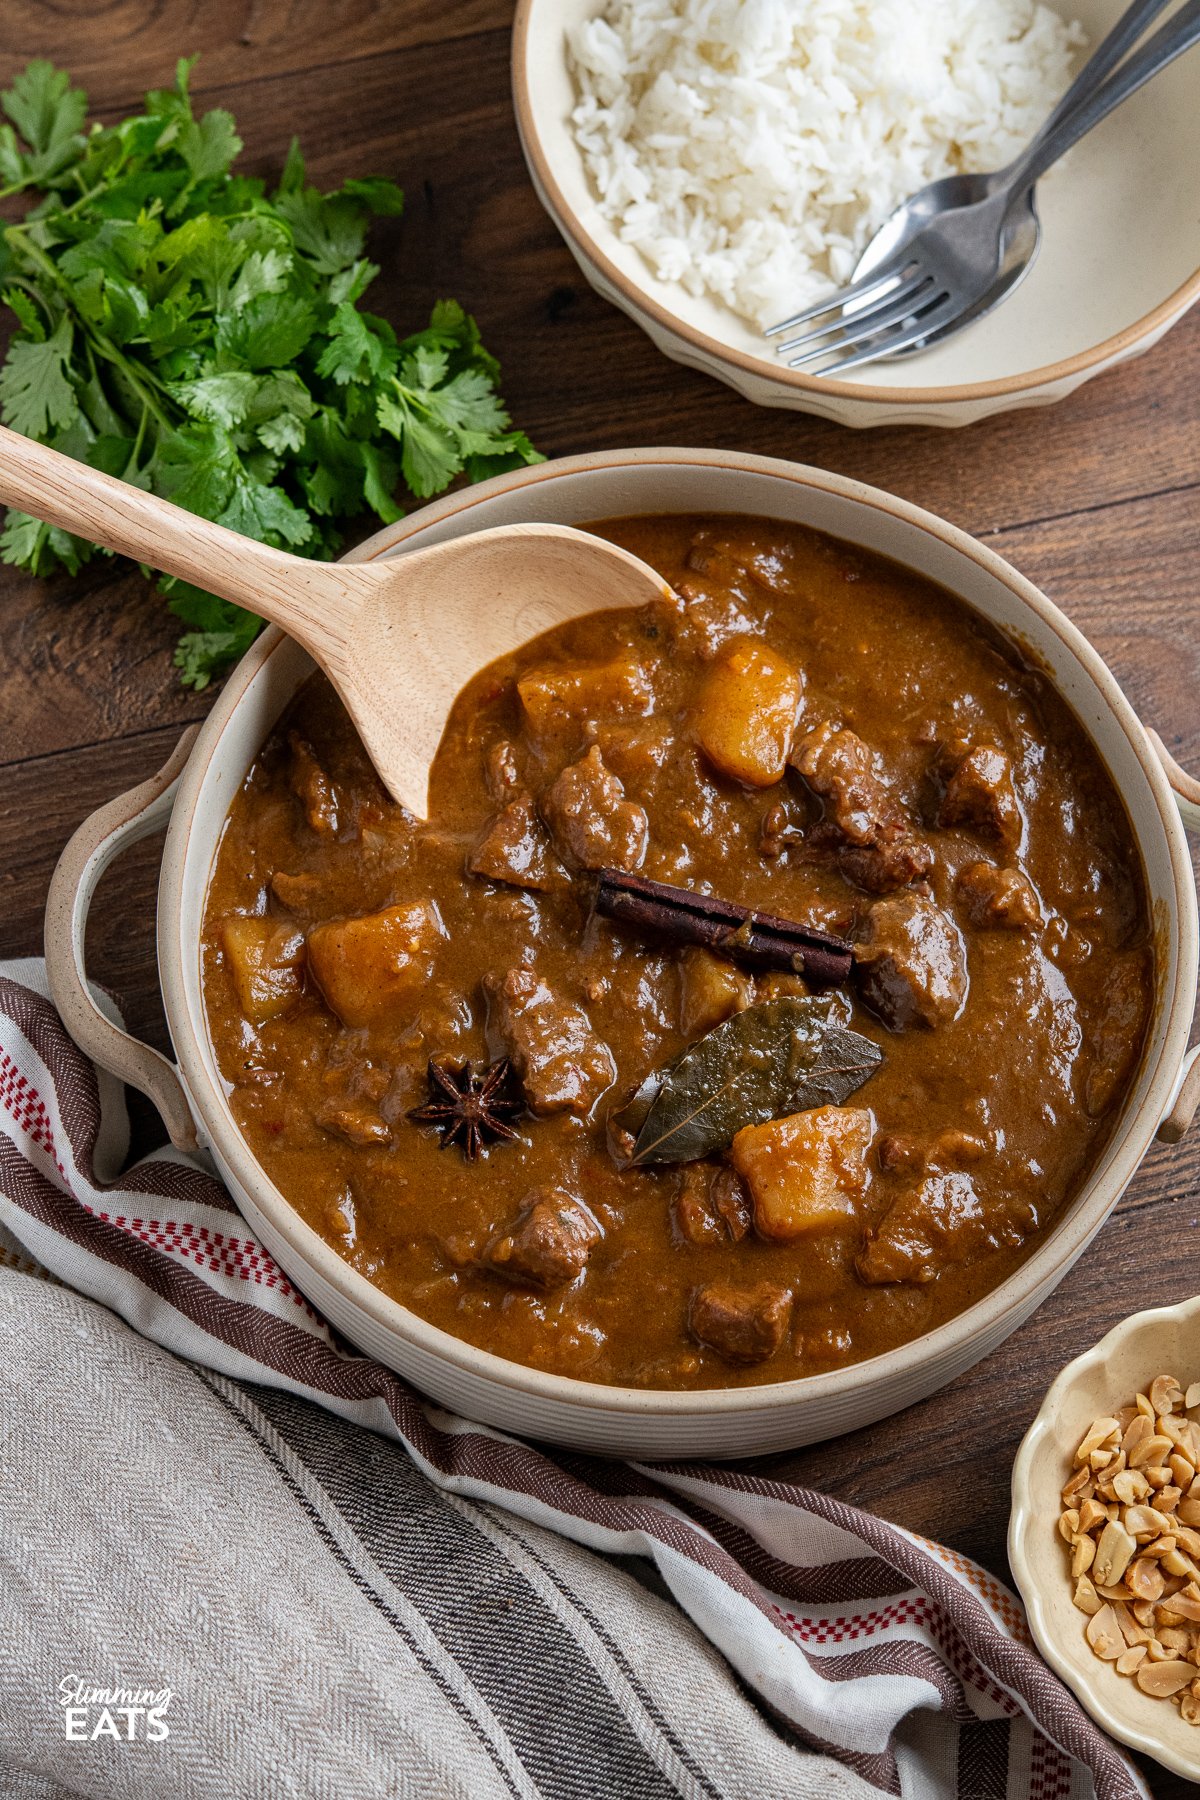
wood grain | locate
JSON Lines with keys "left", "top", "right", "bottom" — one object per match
{"left": 0, "top": 4, "right": 1197, "bottom": 1793}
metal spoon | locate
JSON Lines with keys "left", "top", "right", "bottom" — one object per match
{"left": 852, "top": 0, "right": 1175, "bottom": 331}
{"left": 0, "top": 423, "right": 670, "bottom": 818}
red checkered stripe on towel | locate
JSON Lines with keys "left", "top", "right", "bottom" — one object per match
{"left": 1030, "top": 1733, "right": 1076, "bottom": 1800}
{"left": 83, "top": 1208, "right": 315, "bottom": 1311}
{"left": 774, "top": 1592, "right": 1022, "bottom": 1719}
{"left": 0, "top": 1049, "right": 66, "bottom": 1175}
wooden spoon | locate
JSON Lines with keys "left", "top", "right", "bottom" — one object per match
{"left": 0, "top": 424, "right": 671, "bottom": 817}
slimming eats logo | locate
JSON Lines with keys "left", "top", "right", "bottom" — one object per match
{"left": 58, "top": 1677, "right": 172, "bottom": 1741}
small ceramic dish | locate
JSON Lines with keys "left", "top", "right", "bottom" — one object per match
{"left": 511, "top": 0, "right": 1200, "bottom": 428}
{"left": 1010, "top": 1299, "right": 1200, "bottom": 1781}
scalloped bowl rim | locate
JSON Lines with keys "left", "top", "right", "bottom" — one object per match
{"left": 1010, "top": 1296, "right": 1200, "bottom": 1780}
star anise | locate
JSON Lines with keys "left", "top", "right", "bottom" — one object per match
{"left": 407, "top": 1057, "right": 525, "bottom": 1161}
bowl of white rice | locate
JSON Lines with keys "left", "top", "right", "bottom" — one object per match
{"left": 511, "top": 0, "right": 1200, "bottom": 427}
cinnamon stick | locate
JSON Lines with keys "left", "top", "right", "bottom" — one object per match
{"left": 593, "top": 869, "right": 852, "bottom": 988}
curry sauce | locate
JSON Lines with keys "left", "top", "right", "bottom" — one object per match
{"left": 201, "top": 515, "right": 1152, "bottom": 1389}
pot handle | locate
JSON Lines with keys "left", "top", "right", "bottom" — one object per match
{"left": 1149, "top": 731, "right": 1200, "bottom": 1144}
{"left": 44, "top": 728, "right": 201, "bottom": 1152}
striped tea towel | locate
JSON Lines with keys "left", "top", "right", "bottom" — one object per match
{"left": 0, "top": 959, "right": 1148, "bottom": 1800}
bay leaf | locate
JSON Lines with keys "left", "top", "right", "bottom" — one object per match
{"left": 613, "top": 996, "right": 882, "bottom": 1167}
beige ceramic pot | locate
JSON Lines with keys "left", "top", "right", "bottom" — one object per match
{"left": 512, "top": 0, "right": 1200, "bottom": 427}
{"left": 45, "top": 450, "right": 1200, "bottom": 1457}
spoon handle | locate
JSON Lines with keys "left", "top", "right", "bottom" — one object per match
{"left": 0, "top": 423, "right": 361, "bottom": 650}
{"left": 1033, "top": 0, "right": 1174, "bottom": 142}
{"left": 1007, "top": 0, "right": 1200, "bottom": 192}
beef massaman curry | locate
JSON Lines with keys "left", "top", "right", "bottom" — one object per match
{"left": 202, "top": 515, "right": 1153, "bottom": 1389}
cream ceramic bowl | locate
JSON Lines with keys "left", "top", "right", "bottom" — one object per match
{"left": 1011, "top": 1300, "right": 1200, "bottom": 1781}
{"left": 45, "top": 449, "right": 1200, "bottom": 1458}
{"left": 512, "top": 0, "right": 1200, "bottom": 428}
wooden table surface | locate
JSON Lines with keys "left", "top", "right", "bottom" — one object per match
{"left": 1, "top": 3, "right": 1197, "bottom": 1791}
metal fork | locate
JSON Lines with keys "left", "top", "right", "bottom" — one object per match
{"left": 765, "top": 0, "right": 1200, "bottom": 376}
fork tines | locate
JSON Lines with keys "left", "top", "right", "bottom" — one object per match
{"left": 765, "top": 259, "right": 952, "bottom": 375}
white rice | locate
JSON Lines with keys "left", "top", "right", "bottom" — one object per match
{"left": 567, "top": 0, "right": 1084, "bottom": 330}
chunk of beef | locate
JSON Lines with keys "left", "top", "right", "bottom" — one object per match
{"left": 855, "top": 894, "right": 968, "bottom": 1031}
{"left": 468, "top": 794, "right": 561, "bottom": 891}
{"left": 221, "top": 916, "right": 306, "bottom": 1024}
{"left": 877, "top": 1129, "right": 989, "bottom": 1175}
{"left": 730, "top": 1106, "right": 875, "bottom": 1240}
{"left": 307, "top": 900, "right": 444, "bottom": 1029}
{"left": 937, "top": 741, "right": 1022, "bottom": 851}
{"left": 711, "top": 1166, "right": 752, "bottom": 1241}
{"left": 316, "top": 1100, "right": 391, "bottom": 1146}
{"left": 541, "top": 746, "right": 648, "bottom": 872}
{"left": 270, "top": 871, "right": 327, "bottom": 915}
{"left": 671, "top": 1168, "right": 723, "bottom": 1247}
{"left": 483, "top": 1187, "right": 601, "bottom": 1290}
{"left": 791, "top": 722, "right": 931, "bottom": 892}
{"left": 837, "top": 836, "right": 933, "bottom": 895}
{"left": 678, "top": 947, "right": 754, "bottom": 1036}
{"left": 791, "top": 722, "right": 905, "bottom": 846}
{"left": 517, "top": 658, "right": 651, "bottom": 743}
{"left": 671, "top": 1165, "right": 752, "bottom": 1247}
{"left": 693, "top": 637, "right": 802, "bottom": 787}
{"left": 688, "top": 1280, "right": 791, "bottom": 1365}
{"left": 858, "top": 1172, "right": 997, "bottom": 1285}
{"left": 485, "top": 967, "right": 616, "bottom": 1116}
{"left": 288, "top": 732, "right": 339, "bottom": 835}
{"left": 955, "top": 860, "right": 1041, "bottom": 931}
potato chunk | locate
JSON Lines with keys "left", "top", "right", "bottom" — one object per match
{"left": 678, "top": 947, "right": 753, "bottom": 1036}
{"left": 307, "top": 900, "right": 443, "bottom": 1029}
{"left": 221, "top": 916, "right": 306, "bottom": 1024}
{"left": 517, "top": 659, "right": 651, "bottom": 741}
{"left": 730, "top": 1106, "right": 874, "bottom": 1240}
{"left": 694, "top": 637, "right": 801, "bottom": 787}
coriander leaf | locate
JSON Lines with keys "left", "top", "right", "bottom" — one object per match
{"left": 340, "top": 176, "right": 404, "bottom": 217}
{"left": 158, "top": 213, "right": 243, "bottom": 302}
{"left": 151, "top": 422, "right": 240, "bottom": 517}
{"left": 275, "top": 186, "right": 368, "bottom": 273}
{"left": 299, "top": 410, "right": 366, "bottom": 516}
{"left": 172, "top": 598, "right": 263, "bottom": 689}
{"left": 0, "top": 314, "right": 77, "bottom": 436}
{"left": 377, "top": 389, "right": 459, "bottom": 497}
{"left": 0, "top": 59, "right": 537, "bottom": 681}
{"left": 3, "top": 288, "right": 45, "bottom": 338}
{"left": 1, "top": 61, "right": 88, "bottom": 184}
{"left": 216, "top": 291, "right": 314, "bottom": 368}
{"left": 360, "top": 440, "right": 403, "bottom": 524}
{"left": 177, "top": 107, "right": 241, "bottom": 185}
{"left": 0, "top": 507, "right": 48, "bottom": 567}
{"left": 427, "top": 365, "right": 508, "bottom": 435}
{"left": 1, "top": 507, "right": 93, "bottom": 575}
{"left": 248, "top": 369, "right": 314, "bottom": 453}
{"left": 0, "top": 126, "right": 26, "bottom": 187}
{"left": 402, "top": 345, "right": 448, "bottom": 389}
{"left": 315, "top": 301, "right": 392, "bottom": 385}
{"left": 277, "top": 136, "right": 306, "bottom": 195}
{"left": 228, "top": 247, "right": 291, "bottom": 310}
{"left": 327, "top": 258, "right": 379, "bottom": 306}
{"left": 168, "top": 370, "right": 260, "bottom": 428}
{"left": 464, "top": 433, "right": 543, "bottom": 484}
{"left": 218, "top": 472, "right": 312, "bottom": 547}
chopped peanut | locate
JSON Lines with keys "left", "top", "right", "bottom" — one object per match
{"left": 1061, "top": 1372, "right": 1200, "bottom": 1722}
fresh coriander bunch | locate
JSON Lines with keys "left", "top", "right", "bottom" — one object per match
{"left": 0, "top": 57, "right": 540, "bottom": 687}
